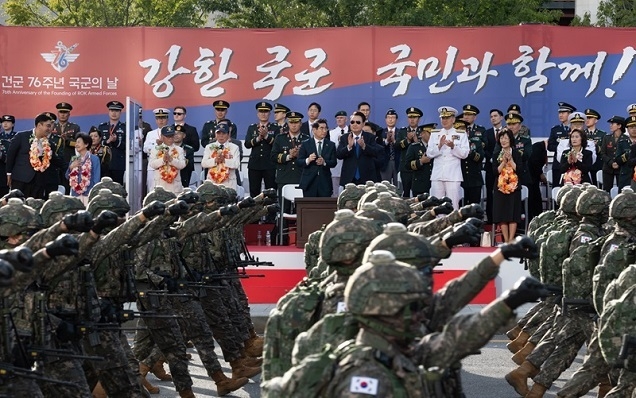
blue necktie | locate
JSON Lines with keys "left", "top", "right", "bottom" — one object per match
{"left": 354, "top": 136, "right": 361, "bottom": 180}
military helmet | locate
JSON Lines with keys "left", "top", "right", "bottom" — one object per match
{"left": 0, "top": 198, "right": 38, "bottom": 237}
{"left": 337, "top": 183, "right": 365, "bottom": 210}
{"left": 356, "top": 202, "right": 396, "bottom": 225}
{"left": 196, "top": 181, "right": 225, "bottom": 203}
{"left": 604, "top": 264, "right": 636, "bottom": 305}
{"left": 346, "top": 250, "right": 430, "bottom": 319}
{"left": 380, "top": 180, "right": 398, "bottom": 193}
{"left": 609, "top": 187, "right": 636, "bottom": 219}
{"left": 373, "top": 192, "right": 411, "bottom": 225}
{"left": 88, "top": 177, "right": 127, "bottom": 202}
{"left": 559, "top": 186, "right": 583, "bottom": 215}
{"left": 222, "top": 186, "right": 238, "bottom": 203}
{"left": 143, "top": 186, "right": 177, "bottom": 206}
{"left": 357, "top": 185, "right": 386, "bottom": 209}
{"left": 363, "top": 223, "right": 437, "bottom": 272}
{"left": 87, "top": 189, "right": 130, "bottom": 218}
{"left": 25, "top": 198, "right": 45, "bottom": 213}
{"left": 319, "top": 209, "right": 383, "bottom": 270}
{"left": 40, "top": 191, "right": 85, "bottom": 227}
{"left": 556, "top": 182, "right": 575, "bottom": 207}
{"left": 576, "top": 186, "right": 611, "bottom": 216}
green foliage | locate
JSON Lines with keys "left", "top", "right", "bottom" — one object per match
{"left": 570, "top": 12, "right": 593, "bottom": 26}
{"left": 2, "top": 0, "right": 235, "bottom": 27}
{"left": 597, "top": 0, "right": 636, "bottom": 27}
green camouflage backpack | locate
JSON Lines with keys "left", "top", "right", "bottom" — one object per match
{"left": 539, "top": 227, "right": 575, "bottom": 285}
{"left": 562, "top": 236, "right": 606, "bottom": 300}
{"left": 592, "top": 240, "right": 636, "bottom": 314}
{"left": 598, "top": 283, "right": 636, "bottom": 369}
{"left": 292, "top": 312, "right": 359, "bottom": 367}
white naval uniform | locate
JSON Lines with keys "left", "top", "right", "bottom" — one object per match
{"left": 426, "top": 128, "right": 470, "bottom": 209}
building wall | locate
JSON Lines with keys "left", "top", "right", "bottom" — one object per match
{"left": 575, "top": 0, "right": 602, "bottom": 23}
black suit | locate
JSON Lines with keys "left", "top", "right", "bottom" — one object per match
{"left": 297, "top": 138, "right": 337, "bottom": 197}
{"left": 177, "top": 123, "right": 200, "bottom": 153}
{"left": 336, "top": 132, "right": 380, "bottom": 186}
{"left": 6, "top": 130, "right": 65, "bottom": 199}
{"left": 528, "top": 141, "right": 548, "bottom": 221}
{"left": 483, "top": 127, "right": 500, "bottom": 222}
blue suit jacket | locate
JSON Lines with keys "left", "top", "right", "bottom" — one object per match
{"left": 336, "top": 131, "right": 381, "bottom": 186}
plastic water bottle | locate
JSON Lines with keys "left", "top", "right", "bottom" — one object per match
{"left": 265, "top": 231, "right": 272, "bottom": 246}
{"left": 257, "top": 231, "right": 263, "bottom": 246}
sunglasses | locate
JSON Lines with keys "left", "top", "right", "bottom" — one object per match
{"left": 350, "top": 120, "right": 363, "bottom": 124}
{"left": 173, "top": 112, "right": 184, "bottom": 115}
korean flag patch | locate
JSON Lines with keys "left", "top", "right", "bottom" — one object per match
{"left": 336, "top": 301, "right": 348, "bottom": 313}
{"left": 350, "top": 376, "right": 378, "bottom": 395}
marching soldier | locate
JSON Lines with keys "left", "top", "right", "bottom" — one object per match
{"left": 201, "top": 100, "right": 238, "bottom": 147}
{"left": 244, "top": 102, "right": 279, "bottom": 197}
{"left": 97, "top": 101, "right": 126, "bottom": 184}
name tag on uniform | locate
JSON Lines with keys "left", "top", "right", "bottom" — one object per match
{"left": 336, "top": 301, "right": 347, "bottom": 313}
{"left": 609, "top": 244, "right": 619, "bottom": 252}
{"left": 350, "top": 377, "right": 378, "bottom": 395}
{"left": 452, "top": 135, "right": 460, "bottom": 141}
{"left": 580, "top": 236, "right": 592, "bottom": 244}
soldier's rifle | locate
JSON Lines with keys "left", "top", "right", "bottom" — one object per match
{"left": 0, "top": 362, "right": 79, "bottom": 388}
{"left": 617, "top": 334, "right": 636, "bottom": 370}
{"left": 560, "top": 297, "right": 596, "bottom": 317}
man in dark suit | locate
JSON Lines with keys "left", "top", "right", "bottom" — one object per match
{"left": 528, "top": 139, "right": 548, "bottom": 222}
{"left": 336, "top": 111, "right": 381, "bottom": 186}
{"left": 379, "top": 108, "right": 400, "bottom": 185}
{"left": 6, "top": 112, "right": 65, "bottom": 199}
{"left": 297, "top": 119, "right": 337, "bottom": 197}
{"left": 174, "top": 125, "right": 195, "bottom": 188}
{"left": 172, "top": 106, "right": 200, "bottom": 153}
{"left": 300, "top": 102, "right": 321, "bottom": 137}
{"left": 484, "top": 108, "right": 503, "bottom": 223}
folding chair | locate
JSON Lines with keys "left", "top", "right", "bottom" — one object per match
{"left": 596, "top": 170, "right": 603, "bottom": 189}
{"left": 520, "top": 185, "right": 529, "bottom": 234}
{"left": 611, "top": 186, "right": 619, "bottom": 199}
{"left": 551, "top": 186, "right": 561, "bottom": 209}
{"left": 57, "top": 185, "right": 66, "bottom": 195}
{"left": 277, "top": 184, "right": 304, "bottom": 245}
{"left": 480, "top": 170, "right": 487, "bottom": 210}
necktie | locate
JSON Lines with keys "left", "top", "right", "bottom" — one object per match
{"left": 317, "top": 141, "right": 322, "bottom": 157}
{"left": 219, "top": 144, "right": 224, "bottom": 149}
{"left": 355, "top": 136, "right": 360, "bottom": 156}
{"left": 388, "top": 130, "right": 395, "bottom": 160}
{"left": 341, "top": 129, "right": 344, "bottom": 135}
{"left": 292, "top": 137, "right": 297, "bottom": 147}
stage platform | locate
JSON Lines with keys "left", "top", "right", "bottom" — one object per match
{"left": 240, "top": 246, "right": 531, "bottom": 306}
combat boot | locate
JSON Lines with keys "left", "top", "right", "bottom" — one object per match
{"left": 139, "top": 363, "right": 160, "bottom": 394}
{"left": 511, "top": 341, "right": 535, "bottom": 365}
{"left": 244, "top": 332, "right": 264, "bottom": 357}
{"left": 151, "top": 359, "right": 172, "bottom": 381}
{"left": 526, "top": 382, "right": 548, "bottom": 398}
{"left": 506, "top": 325, "right": 523, "bottom": 340}
{"left": 242, "top": 356, "right": 263, "bottom": 367}
{"left": 504, "top": 360, "right": 539, "bottom": 396}
{"left": 92, "top": 382, "right": 107, "bottom": 398}
{"left": 211, "top": 370, "right": 249, "bottom": 396}
{"left": 230, "top": 358, "right": 262, "bottom": 379}
{"left": 597, "top": 379, "right": 612, "bottom": 398}
{"left": 178, "top": 388, "right": 196, "bottom": 398}
{"left": 507, "top": 331, "right": 530, "bottom": 353}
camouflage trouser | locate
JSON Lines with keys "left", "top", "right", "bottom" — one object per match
{"left": 82, "top": 329, "right": 146, "bottom": 398}
{"left": 528, "top": 305, "right": 558, "bottom": 346}
{"left": 527, "top": 309, "right": 568, "bottom": 368}
{"left": 133, "top": 318, "right": 156, "bottom": 363}
{"left": 557, "top": 327, "right": 612, "bottom": 398}
{"left": 605, "top": 370, "right": 636, "bottom": 398}
{"left": 137, "top": 294, "right": 192, "bottom": 393}
{"left": 521, "top": 298, "right": 557, "bottom": 337}
{"left": 533, "top": 310, "right": 595, "bottom": 388}
{"left": 0, "top": 378, "right": 44, "bottom": 398}
{"left": 38, "top": 340, "right": 92, "bottom": 397}
{"left": 199, "top": 285, "right": 243, "bottom": 362}
{"left": 230, "top": 277, "right": 254, "bottom": 337}
{"left": 171, "top": 293, "right": 222, "bottom": 375}
{"left": 517, "top": 301, "right": 543, "bottom": 329}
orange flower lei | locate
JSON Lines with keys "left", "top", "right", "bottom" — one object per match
{"left": 207, "top": 144, "right": 231, "bottom": 184}
{"left": 498, "top": 165, "right": 518, "bottom": 194}
{"left": 69, "top": 153, "right": 92, "bottom": 195}
{"left": 155, "top": 144, "right": 180, "bottom": 184}
{"left": 563, "top": 167, "right": 582, "bottom": 185}
{"left": 29, "top": 135, "right": 52, "bottom": 172}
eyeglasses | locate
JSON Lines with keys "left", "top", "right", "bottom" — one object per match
{"left": 350, "top": 120, "right": 363, "bottom": 125}
{"left": 173, "top": 112, "right": 184, "bottom": 115}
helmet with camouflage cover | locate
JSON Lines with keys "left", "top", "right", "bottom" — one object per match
{"left": 337, "top": 183, "right": 365, "bottom": 210}
{"left": 604, "top": 264, "right": 636, "bottom": 306}
{"left": 88, "top": 177, "right": 127, "bottom": 202}
{"left": 609, "top": 187, "right": 636, "bottom": 220}
{"left": 345, "top": 250, "right": 430, "bottom": 338}
{"left": 87, "top": 189, "right": 130, "bottom": 218}
{"left": 559, "top": 186, "right": 583, "bottom": 215}
{"left": 40, "top": 191, "right": 85, "bottom": 227}
{"left": 576, "top": 186, "right": 611, "bottom": 217}
{"left": 221, "top": 186, "right": 238, "bottom": 203}
{"left": 357, "top": 184, "right": 387, "bottom": 208}
{"left": 25, "top": 198, "right": 45, "bottom": 213}
{"left": 0, "top": 198, "right": 38, "bottom": 237}
{"left": 196, "top": 180, "right": 225, "bottom": 203}
{"left": 373, "top": 192, "right": 411, "bottom": 225}
{"left": 143, "top": 186, "right": 177, "bottom": 206}
{"left": 380, "top": 180, "right": 398, "bottom": 194}
{"left": 319, "top": 209, "right": 383, "bottom": 272}
{"left": 362, "top": 223, "right": 437, "bottom": 273}
{"left": 356, "top": 202, "right": 396, "bottom": 225}
{"left": 556, "top": 182, "right": 574, "bottom": 207}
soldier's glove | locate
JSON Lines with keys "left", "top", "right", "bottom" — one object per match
{"left": 0, "top": 260, "right": 14, "bottom": 287}
{"left": 0, "top": 247, "right": 33, "bottom": 273}
{"left": 177, "top": 191, "right": 199, "bottom": 204}
{"left": 220, "top": 205, "right": 239, "bottom": 216}
{"left": 500, "top": 236, "right": 539, "bottom": 260}
{"left": 432, "top": 202, "right": 454, "bottom": 216}
{"left": 440, "top": 196, "right": 453, "bottom": 204}
{"left": 416, "top": 193, "right": 430, "bottom": 203}
{"left": 91, "top": 210, "right": 119, "bottom": 235}
{"left": 2, "top": 189, "right": 24, "bottom": 203}
{"left": 420, "top": 196, "right": 443, "bottom": 209}
{"left": 266, "top": 203, "right": 280, "bottom": 216}
{"left": 459, "top": 203, "right": 485, "bottom": 220}
{"left": 238, "top": 197, "right": 256, "bottom": 209}
{"left": 262, "top": 197, "right": 277, "bottom": 206}
{"left": 262, "top": 188, "right": 277, "bottom": 198}
{"left": 55, "top": 321, "right": 82, "bottom": 342}
{"left": 162, "top": 277, "right": 178, "bottom": 293}
{"left": 142, "top": 201, "right": 166, "bottom": 219}
{"left": 164, "top": 227, "right": 178, "bottom": 238}
{"left": 502, "top": 276, "right": 549, "bottom": 310}
{"left": 45, "top": 234, "right": 79, "bottom": 258}
{"left": 62, "top": 210, "right": 94, "bottom": 233}
{"left": 442, "top": 219, "right": 482, "bottom": 247}
{"left": 168, "top": 200, "right": 189, "bottom": 216}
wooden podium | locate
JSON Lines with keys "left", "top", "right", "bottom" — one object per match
{"left": 295, "top": 197, "right": 338, "bottom": 248}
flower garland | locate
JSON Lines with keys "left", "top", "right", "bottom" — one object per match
{"left": 155, "top": 144, "right": 180, "bottom": 184}
{"left": 69, "top": 153, "right": 92, "bottom": 196}
{"left": 207, "top": 143, "right": 231, "bottom": 184}
{"left": 497, "top": 153, "right": 518, "bottom": 195}
{"left": 29, "top": 135, "right": 52, "bottom": 172}
{"left": 563, "top": 168, "right": 582, "bottom": 185}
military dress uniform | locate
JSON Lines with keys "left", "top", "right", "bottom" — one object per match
{"left": 244, "top": 102, "right": 280, "bottom": 197}
{"left": 0, "top": 116, "right": 17, "bottom": 196}
{"left": 97, "top": 101, "right": 127, "bottom": 184}
{"left": 201, "top": 100, "right": 238, "bottom": 147}
{"left": 396, "top": 107, "right": 423, "bottom": 197}
{"left": 547, "top": 102, "right": 576, "bottom": 186}
{"left": 584, "top": 109, "right": 606, "bottom": 186}
{"left": 600, "top": 116, "right": 626, "bottom": 192}
{"left": 461, "top": 120, "right": 486, "bottom": 206}
{"left": 614, "top": 117, "right": 636, "bottom": 190}
{"left": 271, "top": 126, "right": 309, "bottom": 190}
{"left": 403, "top": 123, "right": 436, "bottom": 196}
{"left": 52, "top": 103, "right": 81, "bottom": 194}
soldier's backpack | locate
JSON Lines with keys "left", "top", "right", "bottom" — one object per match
{"left": 292, "top": 312, "right": 359, "bottom": 367}
{"left": 592, "top": 241, "right": 636, "bottom": 314}
{"left": 562, "top": 235, "right": 606, "bottom": 300}
{"left": 539, "top": 227, "right": 575, "bottom": 285}
{"left": 598, "top": 285, "right": 636, "bottom": 370}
